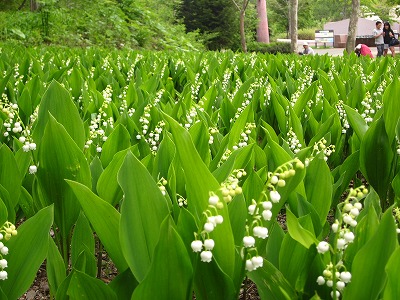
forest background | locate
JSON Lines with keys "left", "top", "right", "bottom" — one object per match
{"left": 0, "top": 0, "right": 399, "bottom": 52}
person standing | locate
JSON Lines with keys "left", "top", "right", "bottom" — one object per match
{"left": 383, "top": 21, "right": 396, "bottom": 57}
{"left": 373, "top": 21, "right": 384, "bottom": 57}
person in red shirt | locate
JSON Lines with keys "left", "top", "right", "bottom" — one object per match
{"left": 355, "top": 44, "right": 374, "bottom": 58}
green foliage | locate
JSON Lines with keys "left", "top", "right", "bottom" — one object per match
{"left": 0, "top": 46, "right": 399, "bottom": 299}
{"left": 247, "top": 41, "right": 292, "bottom": 54}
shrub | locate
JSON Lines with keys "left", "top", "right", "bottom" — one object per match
{"left": 247, "top": 41, "right": 292, "bottom": 54}
{"left": 298, "top": 28, "right": 316, "bottom": 40}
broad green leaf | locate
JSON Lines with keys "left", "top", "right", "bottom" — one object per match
{"left": 109, "top": 269, "right": 138, "bottom": 300}
{"left": 67, "top": 270, "right": 117, "bottom": 300}
{"left": 383, "top": 247, "right": 400, "bottom": 299}
{"left": 33, "top": 80, "right": 85, "bottom": 148}
{"left": 0, "top": 205, "right": 53, "bottom": 299}
{"left": 74, "top": 247, "right": 97, "bottom": 277}
{"left": 0, "top": 145, "right": 22, "bottom": 210}
{"left": 343, "top": 208, "right": 397, "bottom": 300}
{"left": 37, "top": 116, "right": 91, "bottom": 240}
{"left": 71, "top": 212, "right": 95, "bottom": 267}
{"left": 100, "top": 124, "right": 131, "bottom": 167}
{"left": 47, "top": 237, "right": 66, "bottom": 297}
{"left": 383, "top": 77, "right": 400, "bottom": 143}
{"left": 359, "top": 117, "right": 393, "bottom": 203}
{"left": 265, "top": 222, "right": 285, "bottom": 268}
{"left": 305, "top": 156, "right": 333, "bottom": 225}
{"left": 248, "top": 259, "right": 297, "bottom": 300}
{"left": 131, "top": 216, "right": 193, "bottom": 300}
{"left": 163, "top": 113, "right": 236, "bottom": 278}
{"left": 67, "top": 181, "right": 128, "bottom": 272}
{"left": 97, "top": 149, "right": 127, "bottom": 206}
{"left": 118, "top": 151, "right": 170, "bottom": 282}
{"left": 286, "top": 208, "right": 319, "bottom": 249}
{"left": 343, "top": 104, "right": 368, "bottom": 140}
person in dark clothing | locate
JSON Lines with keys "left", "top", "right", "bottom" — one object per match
{"left": 383, "top": 22, "right": 396, "bottom": 57}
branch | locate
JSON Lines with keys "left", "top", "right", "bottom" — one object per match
{"left": 231, "top": 0, "right": 241, "bottom": 11}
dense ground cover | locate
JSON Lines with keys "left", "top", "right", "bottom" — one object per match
{"left": 0, "top": 46, "right": 399, "bottom": 299}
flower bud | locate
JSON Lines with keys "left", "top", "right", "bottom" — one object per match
{"left": 344, "top": 232, "right": 355, "bottom": 243}
{"left": 340, "top": 271, "right": 352, "bottom": 283}
{"left": 29, "top": 165, "right": 37, "bottom": 174}
{"left": 214, "top": 215, "right": 223, "bottom": 224}
{"left": 326, "top": 280, "right": 333, "bottom": 287}
{"left": 0, "top": 270, "right": 7, "bottom": 280}
{"left": 344, "top": 203, "right": 353, "bottom": 212}
{"left": 200, "top": 250, "right": 213, "bottom": 263}
{"left": 262, "top": 201, "right": 272, "bottom": 210}
{"left": 0, "top": 259, "right": 7, "bottom": 269}
{"left": 270, "top": 175, "right": 279, "bottom": 184}
{"left": 270, "top": 190, "right": 281, "bottom": 203}
{"left": 204, "top": 222, "right": 214, "bottom": 233}
{"left": 331, "top": 223, "right": 339, "bottom": 233}
{"left": 317, "top": 241, "right": 329, "bottom": 254}
{"left": 245, "top": 259, "right": 255, "bottom": 271}
{"left": 337, "top": 281, "right": 346, "bottom": 291}
{"left": 354, "top": 202, "right": 362, "bottom": 210}
{"left": 316, "top": 276, "right": 325, "bottom": 285}
{"left": 253, "top": 226, "right": 268, "bottom": 239}
{"left": 251, "top": 256, "right": 263, "bottom": 269}
{"left": 1, "top": 247, "right": 8, "bottom": 255}
{"left": 209, "top": 195, "right": 219, "bottom": 206}
{"left": 337, "top": 238, "right": 346, "bottom": 249}
{"left": 203, "top": 239, "right": 215, "bottom": 250}
{"left": 243, "top": 236, "right": 255, "bottom": 248}
{"left": 330, "top": 291, "right": 340, "bottom": 299}
{"left": 262, "top": 210, "right": 272, "bottom": 221}
{"left": 248, "top": 204, "right": 256, "bottom": 215}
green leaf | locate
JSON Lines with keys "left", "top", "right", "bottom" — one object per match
{"left": 0, "top": 145, "right": 22, "bottom": 211}
{"left": 286, "top": 208, "right": 319, "bottom": 249}
{"left": 37, "top": 116, "right": 91, "bottom": 240}
{"left": 383, "top": 247, "right": 400, "bottom": 299}
{"left": 304, "top": 156, "right": 333, "bottom": 225}
{"left": 343, "top": 208, "right": 397, "bottom": 300}
{"left": 163, "top": 113, "right": 236, "bottom": 278}
{"left": 383, "top": 77, "right": 400, "bottom": 143}
{"left": 343, "top": 104, "right": 368, "bottom": 140}
{"left": 67, "top": 181, "right": 128, "bottom": 272}
{"left": 47, "top": 237, "right": 66, "bottom": 297}
{"left": 33, "top": 80, "right": 85, "bottom": 148}
{"left": 97, "top": 149, "right": 127, "bottom": 206}
{"left": 248, "top": 259, "right": 297, "bottom": 300}
{"left": 359, "top": 116, "right": 393, "bottom": 202}
{"left": 131, "top": 216, "right": 193, "bottom": 300}
{"left": 118, "top": 151, "right": 170, "bottom": 282}
{"left": 100, "top": 124, "right": 131, "bottom": 167}
{"left": 0, "top": 205, "right": 53, "bottom": 299}
{"left": 109, "top": 269, "right": 138, "bottom": 300}
{"left": 67, "top": 270, "right": 117, "bottom": 300}
{"left": 71, "top": 212, "right": 95, "bottom": 267}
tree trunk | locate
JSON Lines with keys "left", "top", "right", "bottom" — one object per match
{"left": 240, "top": 9, "right": 247, "bottom": 52}
{"left": 256, "top": 0, "right": 269, "bottom": 43}
{"left": 346, "top": 0, "right": 360, "bottom": 54}
{"left": 289, "top": 0, "right": 298, "bottom": 53}
{"left": 30, "top": 0, "right": 38, "bottom": 11}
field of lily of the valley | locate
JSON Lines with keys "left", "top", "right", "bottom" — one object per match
{"left": 0, "top": 46, "right": 399, "bottom": 299}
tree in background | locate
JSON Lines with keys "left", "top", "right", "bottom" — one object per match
{"left": 179, "top": 0, "right": 239, "bottom": 50}
{"left": 346, "top": 0, "right": 360, "bottom": 53}
{"left": 289, "top": 0, "right": 298, "bottom": 52}
{"left": 231, "top": 0, "right": 251, "bottom": 52}
{"left": 257, "top": 0, "right": 269, "bottom": 43}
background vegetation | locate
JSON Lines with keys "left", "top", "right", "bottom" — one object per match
{"left": 0, "top": 0, "right": 398, "bottom": 50}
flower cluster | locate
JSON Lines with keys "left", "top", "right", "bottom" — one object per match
{"left": 232, "top": 123, "right": 255, "bottom": 151}
{"left": 157, "top": 177, "right": 168, "bottom": 196}
{"left": 243, "top": 158, "right": 304, "bottom": 272}
{"left": 287, "top": 128, "right": 302, "bottom": 154}
{"left": 208, "top": 127, "right": 218, "bottom": 144}
{"left": 360, "top": 92, "right": 378, "bottom": 123}
{"left": 335, "top": 100, "right": 350, "bottom": 134}
{"left": 316, "top": 185, "right": 368, "bottom": 298}
{"left": 1, "top": 102, "right": 36, "bottom": 152}
{"left": 316, "top": 262, "right": 352, "bottom": 299}
{"left": 305, "top": 138, "right": 335, "bottom": 167}
{"left": 84, "top": 113, "right": 113, "bottom": 153}
{"left": 177, "top": 194, "right": 187, "bottom": 208}
{"left": 290, "top": 66, "right": 314, "bottom": 106}
{"left": 220, "top": 169, "right": 246, "bottom": 203}
{"left": 0, "top": 221, "right": 18, "bottom": 281}
{"left": 190, "top": 193, "right": 224, "bottom": 263}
